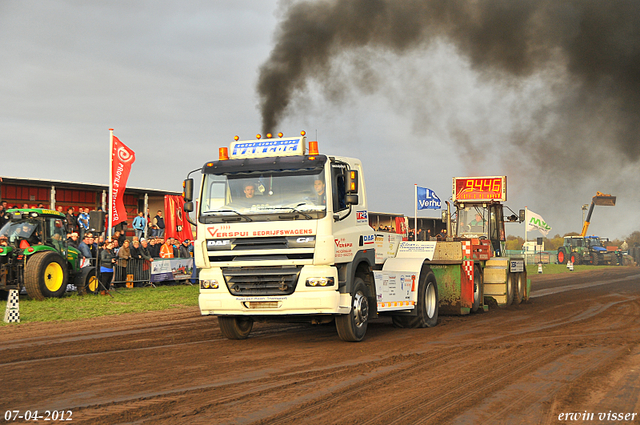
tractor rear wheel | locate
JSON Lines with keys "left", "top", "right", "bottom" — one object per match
{"left": 591, "top": 253, "right": 599, "bottom": 266}
{"left": 24, "top": 251, "right": 69, "bottom": 300}
{"left": 557, "top": 248, "right": 567, "bottom": 264}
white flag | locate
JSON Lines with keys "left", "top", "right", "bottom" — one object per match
{"left": 526, "top": 209, "right": 552, "bottom": 237}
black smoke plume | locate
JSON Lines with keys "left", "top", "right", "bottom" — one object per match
{"left": 257, "top": 0, "right": 640, "bottom": 164}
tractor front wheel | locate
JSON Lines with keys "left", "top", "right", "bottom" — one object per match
{"left": 24, "top": 251, "right": 69, "bottom": 300}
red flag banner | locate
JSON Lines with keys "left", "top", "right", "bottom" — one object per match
{"left": 164, "top": 195, "right": 194, "bottom": 242}
{"left": 111, "top": 136, "right": 135, "bottom": 227}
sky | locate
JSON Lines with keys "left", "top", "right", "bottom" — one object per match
{"left": 1, "top": 0, "right": 639, "bottom": 241}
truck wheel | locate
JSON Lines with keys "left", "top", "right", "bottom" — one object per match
{"left": 24, "top": 251, "right": 68, "bottom": 300}
{"left": 392, "top": 272, "right": 439, "bottom": 328}
{"left": 557, "top": 248, "right": 567, "bottom": 264}
{"left": 570, "top": 251, "right": 580, "bottom": 265}
{"left": 591, "top": 253, "right": 599, "bottom": 266}
{"left": 218, "top": 316, "right": 254, "bottom": 340}
{"left": 336, "top": 277, "right": 369, "bottom": 342}
{"left": 76, "top": 267, "right": 99, "bottom": 295}
{"left": 471, "top": 266, "right": 483, "bottom": 313}
{"left": 513, "top": 273, "right": 525, "bottom": 305}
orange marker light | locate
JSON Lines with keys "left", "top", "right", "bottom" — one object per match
{"left": 256, "top": 134, "right": 262, "bottom": 139}
{"left": 300, "top": 130, "right": 306, "bottom": 136}
{"left": 266, "top": 133, "right": 273, "bottom": 138}
{"left": 234, "top": 135, "right": 239, "bottom": 141}
{"left": 309, "top": 141, "right": 319, "bottom": 155}
{"left": 219, "top": 147, "right": 229, "bottom": 161}
{"left": 278, "top": 132, "right": 284, "bottom": 138}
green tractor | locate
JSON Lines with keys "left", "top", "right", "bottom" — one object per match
{"left": 0, "top": 209, "right": 99, "bottom": 300}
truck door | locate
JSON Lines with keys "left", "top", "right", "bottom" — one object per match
{"left": 488, "top": 204, "right": 505, "bottom": 257}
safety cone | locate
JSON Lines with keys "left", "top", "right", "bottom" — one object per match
{"left": 537, "top": 263, "right": 543, "bottom": 274}
{"left": 3, "top": 289, "right": 20, "bottom": 323}
{"left": 567, "top": 261, "right": 574, "bottom": 271}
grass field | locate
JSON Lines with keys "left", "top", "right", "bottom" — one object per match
{"left": 1, "top": 284, "right": 199, "bottom": 325}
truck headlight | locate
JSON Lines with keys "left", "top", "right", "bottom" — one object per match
{"left": 306, "top": 277, "right": 334, "bottom": 287}
{"left": 200, "top": 279, "right": 219, "bottom": 289}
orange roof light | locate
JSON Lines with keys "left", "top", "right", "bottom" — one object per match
{"left": 234, "top": 135, "right": 239, "bottom": 141}
{"left": 256, "top": 134, "right": 262, "bottom": 139}
{"left": 300, "top": 130, "right": 306, "bottom": 136}
{"left": 219, "top": 147, "right": 229, "bottom": 161}
{"left": 266, "top": 133, "right": 273, "bottom": 139}
{"left": 278, "top": 132, "right": 284, "bottom": 138}
{"left": 309, "top": 141, "right": 319, "bottom": 156}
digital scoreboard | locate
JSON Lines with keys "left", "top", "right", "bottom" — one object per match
{"left": 453, "top": 176, "right": 507, "bottom": 202}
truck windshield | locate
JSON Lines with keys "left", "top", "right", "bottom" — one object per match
{"left": 200, "top": 171, "right": 327, "bottom": 222}
{"left": 457, "top": 206, "right": 488, "bottom": 237}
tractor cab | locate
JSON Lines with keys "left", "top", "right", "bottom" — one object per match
{"left": 456, "top": 202, "right": 506, "bottom": 256}
{"left": 0, "top": 210, "right": 68, "bottom": 255}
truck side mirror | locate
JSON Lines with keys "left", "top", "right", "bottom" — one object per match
{"left": 345, "top": 170, "right": 359, "bottom": 205}
{"left": 518, "top": 209, "right": 525, "bottom": 222}
{"left": 183, "top": 178, "right": 194, "bottom": 202}
{"left": 184, "top": 201, "right": 194, "bottom": 213}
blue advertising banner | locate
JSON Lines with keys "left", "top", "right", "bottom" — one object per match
{"left": 417, "top": 186, "right": 441, "bottom": 210}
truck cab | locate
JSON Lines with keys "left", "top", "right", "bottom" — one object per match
{"left": 188, "top": 134, "right": 386, "bottom": 341}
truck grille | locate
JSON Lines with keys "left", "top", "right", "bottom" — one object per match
{"left": 222, "top": 266, "right": 301, "bottom": 296}
{"left": 207, "top": 236, "right": 315, "bottom": 263}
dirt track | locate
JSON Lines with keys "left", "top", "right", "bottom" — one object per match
{"left": 1, "top": 267, "right": 640, "bottom": 424}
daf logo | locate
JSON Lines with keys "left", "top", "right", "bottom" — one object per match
{"left": 208, "top": 239, "right": 231, "bottom": 247}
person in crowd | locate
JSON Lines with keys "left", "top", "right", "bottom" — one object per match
{"left": 77, "top": 207, "right": 90, "bottom": 239}
{"left": 112, "top": 230, "right": 126, "bottom": 247}
{"left": 65, "top": 207, "right": 76, "bottom": 234}
{"left": 132, "top": 212, "right": 146, "bottom": 240}
{"left": 130, "top": 240, "right": 143, "bottom": 260}
{"left": 172, "top": 238, "right": 180, "bottom": 258}
{"left": 56, "top": 206, "right": 64, "bottom": 213}
{"left": 112, "top": 239, "right": 120, "bottom": 255}
{"left": 99, "top": 241, "right": 116, "bottom": 291}
{"left": 67, "top": 232, "right": 80, "bottom": 249}
{"left": 117, "top": 239, "right": 131, "bottom": 281}
{"left": 178, "top": 239, "right": 191, "bottom": 258}
{"left": 77, "top": 235, "right": 93, "bottom": 259}
{"left": 159, "top": 238, "right": 174, "bottom": 258}
{"left": 150, "top": 238, "right": 161, "bottom": 258}
{"left": 0, "top": 203, "right": 7, "bottom": 229}
{"left": 140, "top": 238, "right": 153, "bottom": 263}
{"left": 153, "top": 210, "right": 165, "bottom": 238}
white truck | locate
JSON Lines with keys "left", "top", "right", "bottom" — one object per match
{"left": 182, "top": 134, "right": 528, "bottom": 341}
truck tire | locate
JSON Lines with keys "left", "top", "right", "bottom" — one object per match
{"left": 218, "top": 316, "right": 254, "bottom": 340}
{"left": 557, "top": 248, "right": 567, "bottom": 264}
{"left": 392, "top": 271, "right": 439, "bottom": 328}
{"left": 513, "top": 272, "right": 525, "bottom": 305}
{"left": 471, "top": 266, "right": 483, "bottom": 313}
{"left": 591, "top": 253, "right": 599, "bottom": 266}
{"left": 570, "top": 251, "right": 580, "bottom": 265}
{"left": 24, "top": 251, "right": 68, "bottom": 300}
{"left": 506, "top": 272, "right": 515, "bottom": 306}
{"left": 75, "top": 267, "right": 99, "bottom": 295}
{"left": 336, "top": 277, "right": 369, "bottom": 342}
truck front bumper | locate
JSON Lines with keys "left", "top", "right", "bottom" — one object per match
{"left": 198, "top": 265, "right": 351, "bottom": 316}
